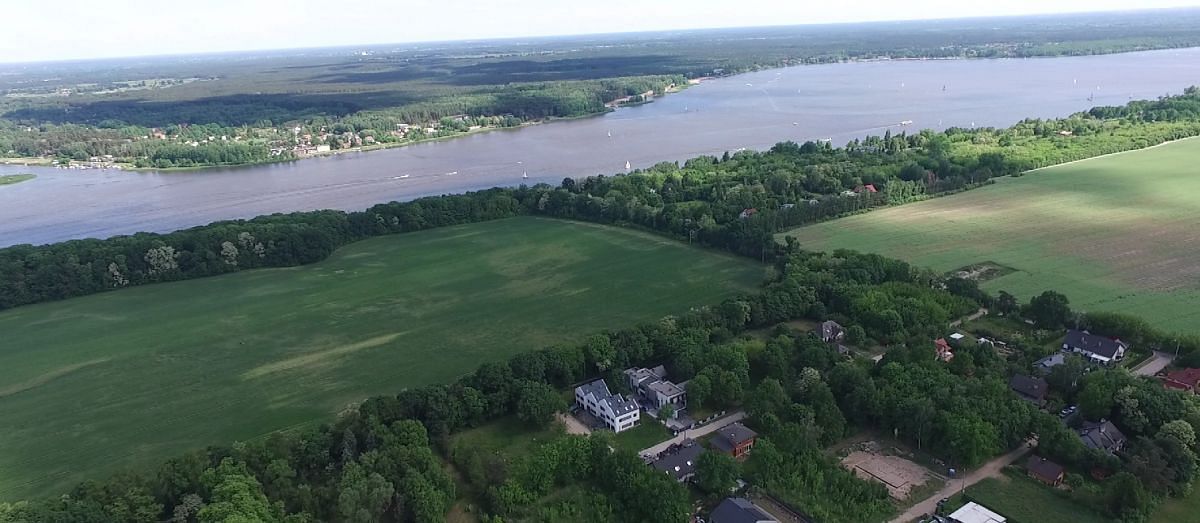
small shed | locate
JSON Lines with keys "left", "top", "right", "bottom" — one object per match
{"left": 1026, "top": 456, "right": 1065, "bottom": 486}
{"left": 948, "top": 502, "right": 1006, "bottom": 523}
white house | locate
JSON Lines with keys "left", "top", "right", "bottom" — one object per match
{"left": 575, "top": 379, "right": 640, "bottom": 433}
{"left": 1063, "top": 329, "right": 1127, "bottom": 365}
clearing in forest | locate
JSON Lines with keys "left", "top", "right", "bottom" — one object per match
{"left": 0, "top": 216, "right": 763, "bottom": 500}
{"left": 780, "top": 138, "right": 1200, "bottom": 335}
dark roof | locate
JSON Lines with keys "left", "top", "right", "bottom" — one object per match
{"left": 1079, "top": 420, "right": 1126, "bottom": 452}
{"left": 1009, "top": 374, "right": 1049, "bottom": 402}
{"left": 710, "top": 497, "right": 778, "bottom": 523}
{"left": 650, "top": 440, "right": 705, "bottom": 481}
{"left": 1025, "top": 456, "right": 1065, "bottom": 482}
{"left": 820, "top": 320, "right": 844, "bottom": 340}
{"left": 1063, "top": 330, "right": 1127, "bottom": 359}
{"left": 577, "top": 379, "right": 638, "bottom": 415}
{"left": 1034, "top": 353, "right": 1066, "bottom": 375}
{"left": 577, "top": 379, "right": 611, "bottom": 399}
{"left": 711, "top": 423, "right": 758, "bottom": 452}
{"left": 608, "top": 394, "right": 639, "bottom": 416}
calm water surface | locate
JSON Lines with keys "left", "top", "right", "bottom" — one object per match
{"left": 3, "top": 48, "right": 1200, "bottom": 246}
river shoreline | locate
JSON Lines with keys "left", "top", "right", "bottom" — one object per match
{"left": 3, "top": 47, "right": 1198, "bottom": 247}
{"left": 10, "top": 45, "right": 1196, "bottom": 174}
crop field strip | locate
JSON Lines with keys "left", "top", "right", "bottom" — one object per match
{"left": 0, "top": 216, "right": 763, "bottom": 500}
{"left": 780, "top": 138, "right": 1200, "bottom": 334}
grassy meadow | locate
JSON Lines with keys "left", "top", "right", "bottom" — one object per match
{"left": 957, "top": 475, "right": 1111, "bottom": 523}
{"left": 0, "top": 217, "right": 763, "bottom": 500}
{"left": 781, "top": 138, "right": 1200, "bottom": 334}
{"left": 0, "top": 174, "right": 34, "bottom": 186}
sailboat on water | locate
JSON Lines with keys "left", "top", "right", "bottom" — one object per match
{"left": 522, "top": 171, "right": 528, "bottom": 179}
{"left": 625, "top": 161, "right": 631, "bottom": 170}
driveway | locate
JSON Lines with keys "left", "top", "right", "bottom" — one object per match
{"left": 638, "top": 410, "right": 747, "bottom": 457}
{"left": 889, "top": 440, "right": 1034, "bottom": 523}
{"left": 1132, "top": 350, "right": 1174, "bottom": 377}
{"left": 556, "top": 412, "right": 591, "bottom": 435}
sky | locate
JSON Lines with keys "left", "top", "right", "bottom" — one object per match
{"left": 5, "top": 0, "right": 1200, "bottom": 63}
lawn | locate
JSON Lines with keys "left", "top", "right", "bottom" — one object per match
{"left": 960, "top": 475, "right": 1112, "bottom": 523}
{"left": 781, "top": 138, "right": 1200, "bottom": 335}
{"left": 0, "top": 173, "right": 34, "bottom": 186}
{"left": 1152, "top": 487, "right": 1200, "bottom": 522}
{"left": 612, "top": 420, "right": 673, "bottom": 453}
{"left": 0, "top": 216, "right": 763, "bottom": 500}
{"left": 450, "top": 416, "right": 565, "bottom": 460}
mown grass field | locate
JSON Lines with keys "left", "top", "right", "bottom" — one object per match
{"left": 781, "top": 138, "right": 1200, "bottom": 334}
{"left": 0, "top": 217, "right": 763, "bottom": 500}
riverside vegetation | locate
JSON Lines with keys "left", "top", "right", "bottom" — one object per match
{"left": 2, "top": 90, "right": 1200, "bottom": 522}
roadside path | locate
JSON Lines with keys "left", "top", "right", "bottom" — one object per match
{"left": 638, "top": 410, "right": 746, "bottom": 457}
{"left": 950, "top": 308, "right": 988, "bottom": 328}
{"left": 1132, "top": 350, "right": 1174, "bottom": 377}
{"left": 889, "top": 440, "right": 1034, "bottom": 523}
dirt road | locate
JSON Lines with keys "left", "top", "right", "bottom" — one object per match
{"left": 889, "top": 440, "right": 1033, "bottom": 523}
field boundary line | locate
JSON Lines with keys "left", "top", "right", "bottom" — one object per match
{"left": 1025, "top": 135, "right": 1200, "bottom": 174}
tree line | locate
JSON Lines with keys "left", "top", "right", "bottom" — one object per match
{"left": 4, "top": 89, "right": 1200, "bottom": 522}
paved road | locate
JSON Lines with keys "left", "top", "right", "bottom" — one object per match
{"left": 638, "top": 410, "right": 747, "bottom": 457}
{"left": 1132, "top": 350, "right": 1175, "bottom": 377}
{"left": 889, "top": 440, "right": 1034, "bottom": 523}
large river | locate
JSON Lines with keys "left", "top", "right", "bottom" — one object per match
{"left": 3, "top": 48, "right": 1200, "bottom": 247}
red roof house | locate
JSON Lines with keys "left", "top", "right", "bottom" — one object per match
{"left": 1162, "top": 368, "right": 1200, "bottom": 393}
{"left": 935, "top": 338, "right": 954, "bottom": 362}
{"left": 854, "top": 184, "right": 878, "bottom": 193}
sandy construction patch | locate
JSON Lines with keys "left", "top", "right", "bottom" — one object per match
{"left": 843, "top": 450, "right": 932, "bottom": 500}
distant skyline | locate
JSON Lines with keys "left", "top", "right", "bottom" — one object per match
{"left": 6, "top": 0, "right": 1200, "bottom": 63}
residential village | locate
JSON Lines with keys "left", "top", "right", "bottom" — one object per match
{"left": 549, "top": 306, "right": 1198, "bottom": 523}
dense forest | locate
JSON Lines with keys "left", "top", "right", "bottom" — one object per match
{"left": 3, "top": 8, "right": 1200, "bottom": 166}
{"left": 3, "top": 90, "right": 1200, "bottom": 522}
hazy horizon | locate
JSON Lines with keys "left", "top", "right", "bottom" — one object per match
{"left": 5, "top": 0, "right": 1200, "bottom": 64}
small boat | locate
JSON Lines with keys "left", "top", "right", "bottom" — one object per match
{"left": 900, "top": 120, "right": 913, "bottom": 126}
{"left": 625, "top": 161, "right": 631, "bottom": 170}
{"left": 522, "top": 171, "right": 528, "bottom": 179}
{"left": 392, "top": 174, "right": 409, "bottom": 179}
{"left": 607, "top": 131, "right": 612, "bottom": 138}
{"left": 745, "top": 83, "right": 753, "bottom": 87}
{"left": 445, "top": 171, "right": 457, "bottom": 176}
{"left": 792, "top": 122, "right": 799, "bottom": 126}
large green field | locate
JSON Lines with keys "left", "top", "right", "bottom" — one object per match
{"left": 0, "top": 217, "right": 763, "bottom": 500}
{"left": 781, "top": 138, "right": 1200, "bottom": 334}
